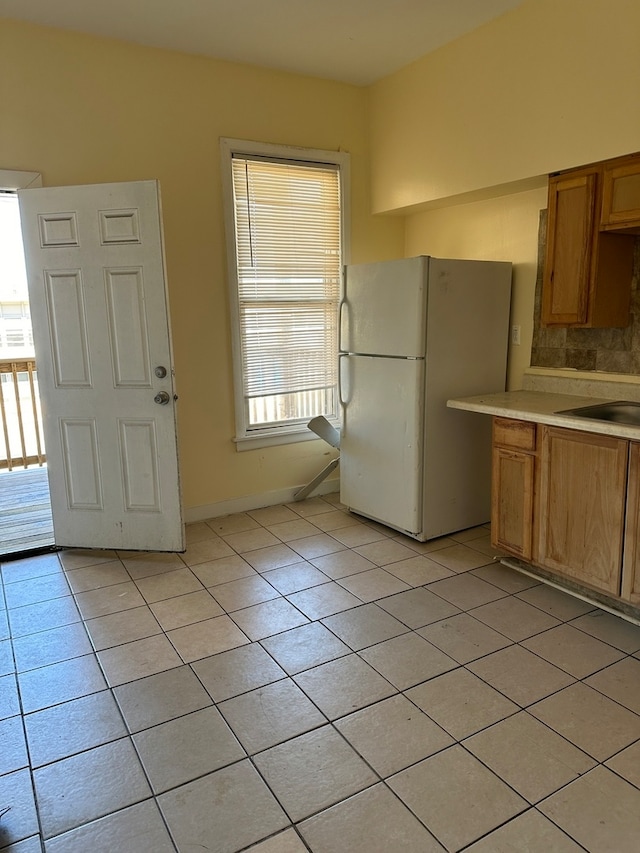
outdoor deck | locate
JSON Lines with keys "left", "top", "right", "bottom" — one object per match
{"left": 0, "top": 466, "right": 54, "bottom": 557}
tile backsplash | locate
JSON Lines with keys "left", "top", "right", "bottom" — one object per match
{"left": 530, "top": 210, "right": 640, "bottom": 374}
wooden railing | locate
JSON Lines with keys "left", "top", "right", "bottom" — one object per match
{"left": 0, "top": 358, "right": 46, "bottom": 471}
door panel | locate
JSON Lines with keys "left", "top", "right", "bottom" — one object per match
{"left": 18, "top": 180, "right": 184, "bottom": 551}
{"left": 119, "top": 419, "right": 161, "bottom": 511}
{"left": 61, "top": 418, "right": 102, "bottom": 509}
{"left": 105, "top": 267, "right": 151, "bottom": 385}
{"left": 45, "top": 270, "right": 92, "bottom": 386}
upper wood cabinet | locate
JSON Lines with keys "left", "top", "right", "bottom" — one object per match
{"left": 601, "top": 156, "right": 640, "bottom": 232}
{"left": 542, "top": 164, "right": 635, "bottom": 328}
{"left": 542, "top": 169, "right": 596, "bottom": 326}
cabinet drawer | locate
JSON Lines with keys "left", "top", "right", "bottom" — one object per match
{"left": 493, "top": 417, "right": 536, "bottom": 452}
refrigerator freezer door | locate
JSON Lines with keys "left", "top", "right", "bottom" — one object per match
{"left": 340, "top": 354, "right": 424, "bottom": 535}
{"left": 341, "top": 257, "right": 427, "bottom": 357}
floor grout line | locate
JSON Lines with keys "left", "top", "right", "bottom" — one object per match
{"left": 2, "top": 499, "right": 640, "bottom": 851}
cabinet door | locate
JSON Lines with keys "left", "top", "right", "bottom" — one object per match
{"left": 491, "top": 447, "right": 535, "bottom": 560}
{"left": 542, "top": 172, "right": 596, "bottom": 326}
{"left": 601, "top": 160, "right": 640, "bottom": 230}
{"left": 537, "top": 426, "right": 627, "bottom": 596}
{"left": 622, "top": 442, "right": 640, "bottom": 604}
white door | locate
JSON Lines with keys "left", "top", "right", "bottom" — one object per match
{"left": 340, "top": 354, "right": 424, "bottom": 535}
{"left": 18, "top": 180, "right": 184, "bottom": 552}
{"left": 340, "top": 257, "right": 427, "bottom": 357}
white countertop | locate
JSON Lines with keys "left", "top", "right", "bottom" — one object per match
{"left": 447, "top": 389, "right": 640, "bottom": 440}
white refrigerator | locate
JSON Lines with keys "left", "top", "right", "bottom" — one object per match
{"left": 339, "top": 256, "right": 512, "bottom": 541}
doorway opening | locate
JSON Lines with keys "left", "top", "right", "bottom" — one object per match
{"left": 0, "top": 190, "right": 54, "bottom": 556}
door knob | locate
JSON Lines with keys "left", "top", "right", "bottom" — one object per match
{"left": 154, "top": 391, "right": 170, "bottom": 405}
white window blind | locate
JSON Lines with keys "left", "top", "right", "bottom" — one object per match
{"left": 230, "top": 154, "right": 342, "bottom": 431}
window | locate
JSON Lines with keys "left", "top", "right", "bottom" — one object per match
{"left": 5, "top": 330, "right": 25, "bottom": 347}
{"left": 1, "top": 304, "right": 27, "bottom": 319}
{"left": 221, "top": 139, "right": 349, "bottom": 447}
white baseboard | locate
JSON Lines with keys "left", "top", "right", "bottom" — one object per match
{"left": 183, "top": 478, "right": 340, "bottom": 523}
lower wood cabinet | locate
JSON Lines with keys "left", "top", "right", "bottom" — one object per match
{"left": 622, "top": 442, "right": 640, "bottom": 605}
{"left": 492, "top": 417, "right": 640, "bottom": 605}
{"left": 491, "top": 418, "right": 536, "bottom": 560}
{"left": 536, "top": 426, "right": 628, "bottom": 597}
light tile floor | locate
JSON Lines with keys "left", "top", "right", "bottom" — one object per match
{"left": 2, "top": 494, "right": 640, "bottom": 851}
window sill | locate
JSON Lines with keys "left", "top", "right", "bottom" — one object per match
{"left": 234, "top": 425, "right": 339, "bottom": 451}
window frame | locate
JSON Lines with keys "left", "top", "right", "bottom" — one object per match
{"left": 220, "top": 138, "right": 350, "bottom": 449}
{"left": 0, "top": 170, "right": 42, "bottom": 191}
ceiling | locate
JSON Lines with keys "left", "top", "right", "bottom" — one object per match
{"left": 0, "top": 0, "right": 526, "bottom": 86}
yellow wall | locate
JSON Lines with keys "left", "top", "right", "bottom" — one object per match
{"left": 370, "top": 0, "right": 640, "bottom": 390}
{"left": 8, "top": 1, "right": 640, "bottom": 512}
{"left": 405, "top": 188, "right": 547, "bottom": 389}
{"left": 370, "top": 0, "right": 640, "bottom": 213}
{"left": 2, "top": 18, "right": 404, "bottom": 515}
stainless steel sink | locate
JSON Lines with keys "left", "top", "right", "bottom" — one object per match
{"left": 556, "top": 400, "right": 640, "bottom": 426}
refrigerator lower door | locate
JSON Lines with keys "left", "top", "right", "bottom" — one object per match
{"left": 340, "top": 354, "right": 424, "bottom": 535}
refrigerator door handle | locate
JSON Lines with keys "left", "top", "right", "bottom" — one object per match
{"left": 338, "top": 353, "right": 347, "bottom": 406}
{"left": 338, "top": 297, "right": 347, "bottom": 353}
